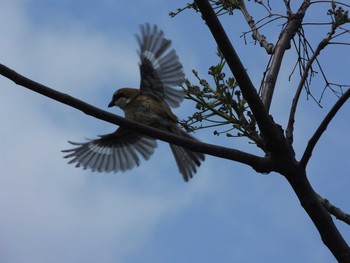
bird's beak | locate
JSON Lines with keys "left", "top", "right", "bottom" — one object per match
{"left": 108, "top": 100, "right": 114, "bottom": 108}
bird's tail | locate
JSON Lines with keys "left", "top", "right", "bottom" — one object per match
{"left": 169, "top": 130, "right": 205, "bottom": 182}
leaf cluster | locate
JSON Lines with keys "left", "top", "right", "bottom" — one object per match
{"left": 181, "top": 49, "right": 264, "bottom": 150}
{"left": 328, "top": 2, "right": 349, "bottom": 28}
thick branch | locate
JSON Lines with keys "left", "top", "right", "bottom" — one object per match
{"left": 300, "top": 88, "right": 350, "bottom": 168}
{"left": 194, "top": 0, "right": 285, "bottom": 153}
{"left": 0, "top": 63, "right": 273, "bottom": 173}
{"left": 192, "top": 2, "right": 350, "bottom": 259}
{"left": 285, "top": 168, "right": 350, "bottom": 262}
{"left": 262, "top": 1, "right": 310, "bottom": 111}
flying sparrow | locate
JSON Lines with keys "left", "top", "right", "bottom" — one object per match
{"left": 63, "top": 24, "right": 205, "bottom": 181}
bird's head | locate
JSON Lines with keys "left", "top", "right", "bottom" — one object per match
{"left": 108, "top": 88, "right": 140, "bottom": 110}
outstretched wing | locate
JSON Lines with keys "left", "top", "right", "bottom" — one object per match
{"left": 136, "top": 23, "right": 185, "bottom": 108}
{"left": 62, "top": 128, "right": 157, "bottom": 173}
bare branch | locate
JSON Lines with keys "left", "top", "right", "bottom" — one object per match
{"left": 192, "top": 3, "right": 350, "bottom": 259}
{"left": 0, "top": 63, "right": 273, "bottom": 174}
{"left": 300, "top": 88, "right": 350, "bottom": 168}
{"left": 284, "top": 0, "right": 292, "bottom": 15}
{"left": 261, "top": 1, "right": 311, "bottom": 112}
{"left": 310, "top": 1, "right": 350, "bottom": 9}
{"left": 316, "top": 193, "right": 350, "bottom": 225}
{"left": 285, "top": 170, "right": 350, "bottom": 262}
{"left": 286, "top": 28, "right": 333, "bottom": 144}
{"left": 194, "top": 0, "right": 286, "bottom": 154}
{"left": 238, "top": 1, "right": 274, "bottom": 54}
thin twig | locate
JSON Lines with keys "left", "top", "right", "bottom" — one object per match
{"left": 316, "top": 193, "right": 350, "bottom": 225}
{"left": 310, "top": 1, "right": 350, "bottom": 9}
{"left": 300, "top": 88, "right": 350, "bottom": 168}
{"left": 286, "top": 27, "right": 333, "bottom": 144}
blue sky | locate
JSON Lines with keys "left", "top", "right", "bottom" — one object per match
{"left": 0, "top": 1, "right": 349, "bottom": 262}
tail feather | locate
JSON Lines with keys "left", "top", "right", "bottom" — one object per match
{"left": 169, "top": 130, "right": 205, "bottom": 181}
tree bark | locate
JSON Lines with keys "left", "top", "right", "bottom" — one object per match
{"left": 285, "top": 167, "right": 350, "bottom": 262}
{"left": 194, "top": 0, "right": 350, "bottom": 261}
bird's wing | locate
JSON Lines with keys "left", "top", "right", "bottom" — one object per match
{"left": 136, "top": 23, "right": 185, "bottom": 108}
{"left": 62, "top": 128, "right": 157, "bottom": 173}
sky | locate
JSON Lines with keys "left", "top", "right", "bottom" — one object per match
{"left": 0, "top": 0, "right": 349, "bottom": 262}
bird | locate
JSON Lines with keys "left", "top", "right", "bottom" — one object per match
{"left": 62, "top": 23, "right": 205, "bottom": 181}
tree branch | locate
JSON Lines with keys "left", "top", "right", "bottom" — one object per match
{"left": 300, "top": 88, "right": 350, "bottom": 168}
{"left": 0, "top": 63, "right": 273, "bottom": 174}
{"left": 316, "top": 193, "right": 350, "bottom": 225}
{"left": 192, "top": 2, "right": 350, "bottom": 259}
{"left": 238, "top": 1, "right": 274, "bottom": 54}
{"left": 194, "top": 0, "right": 285, "bottom": 153}
{"left": 285, "top": 169, "right": 350, "bottom": 262}
{"left": 286, "top": 25, "right": 336, "bottom": 145}
{"left": 262, "top": 0, "right": 311, "bottom": 112}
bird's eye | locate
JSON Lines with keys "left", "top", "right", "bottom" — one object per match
{"left": 114, "top": 91, "right": 123, "bottom": 100}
